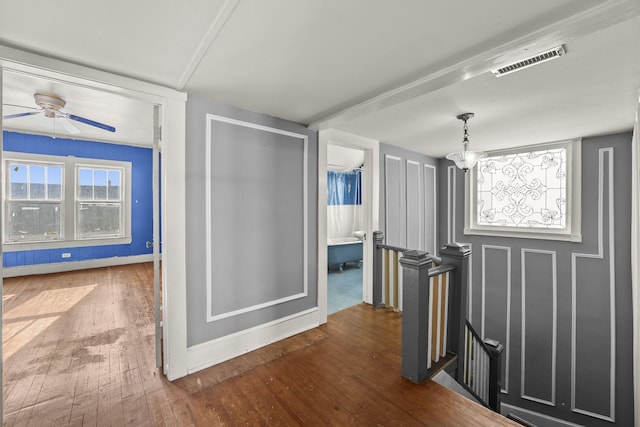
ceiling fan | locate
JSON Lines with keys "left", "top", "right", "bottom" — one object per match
{"left": 2, "top": 93, "right": 116, "bottom": 134}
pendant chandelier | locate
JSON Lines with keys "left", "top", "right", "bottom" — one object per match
{"left": 446, "top": 113, "right": 486, "bottom": 172}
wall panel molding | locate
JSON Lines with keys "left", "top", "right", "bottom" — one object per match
{"left": 406, "top": 160, "right": 422, "bottom": 250}
{"left": 385, "top": 155, "right": 404, "bottom": 247}
{"left": 424, "top": 164, "right": 437, "bottom": 254}
{"left": 521, "top": 248, "right": 557, "bottom": 406}
{"left": 205, "top": 114, "right": 309, "bottom": 323}
{"left": 482, "top": 244, "right": 511, "bottom": 394}
{"left": 447, "top": 166, "right": 456, "bottom": 244}
{"left": 570, "top": 147, "right": 615, "bottom": 422}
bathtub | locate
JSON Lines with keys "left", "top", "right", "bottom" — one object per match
{"left": 328, "top": 237, "right": 363, "bottom": 271}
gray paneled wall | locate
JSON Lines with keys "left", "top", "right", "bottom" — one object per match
{"left": 185, "top": 96, "right": 318, "bottom": 346}
{"left": 379, "top": 144, "right": 438, "bottom": 254}
{"left": 438, "top": 132, "right": 633, "bottom": 427}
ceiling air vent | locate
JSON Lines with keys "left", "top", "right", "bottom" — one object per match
{"left": 491, "top": 45, "right": 566, "bottom": 77}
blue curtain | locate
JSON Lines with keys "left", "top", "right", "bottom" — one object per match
{"left": 328, "top": 171, "right": 361, "bottom": 205}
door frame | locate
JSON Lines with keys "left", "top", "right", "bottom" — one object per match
{"left": 0, "top": 46, "right": 189, "bottom": 404}
{"left": 318, "top": 129, "right": 379, "bottom": 323}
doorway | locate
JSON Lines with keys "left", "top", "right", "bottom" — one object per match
{"left": 0, "top": 57, "right": 180, "bottom": 418}
{"left": 326, "top": 144, "right": 365, "bottom": 314}
{"left": 317, "top": 129, "right": 379, "bottom": 323}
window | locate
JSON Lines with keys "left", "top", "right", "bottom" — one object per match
{"left": 4, "top": 152, "right": 131, "bottom": 249}
{"left": 6, "top": 162, "right": 64, "bottom": 242}
{"left": 465, "top": 139, "right": 581, "bottom": 241}
{"left": 77, "top": 166, "right": 124, "bottom": 239}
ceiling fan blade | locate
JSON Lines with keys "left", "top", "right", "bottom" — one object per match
{"left": 3, "top": 103, "right": 39, "bottom": 110}
{"left": 57, "top": 117, "right": 82, "bottom": 135}
{"left": 67, "top": 114, "right": 116, "bottom": 133}
{"left": 3, "top": 111, "right": 42, "bottom": 120}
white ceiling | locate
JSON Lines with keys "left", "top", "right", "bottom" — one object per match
{"left": 0, "top": 0, "right": 639, "bottom": 155}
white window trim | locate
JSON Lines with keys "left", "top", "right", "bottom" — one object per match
{"left": 5, "top": 157, "right": 65, "bottom": 242}
{"left": 464, "top": 139, "right": 582, "bottom": 242}
{"left": 3, "top": 151, "right": 132, "bottom": 251}
{"left": 75, "top": 162, "right": 127, "bottom": 240}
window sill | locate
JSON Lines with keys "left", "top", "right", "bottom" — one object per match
{"left": 464, "top": 227, "right": 581, "bottom": 242}
{"left": 3, "top": 236, "right": 133, "bottom": 252}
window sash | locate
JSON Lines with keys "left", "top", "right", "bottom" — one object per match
{"left": 8, "top": 162, "right": 64, "bottom": 201}
{"left": 76, "top": 202, "right": 123, "bottom": 239}
{"left": 6, "top": 201, "right": 63, "bottom": 242}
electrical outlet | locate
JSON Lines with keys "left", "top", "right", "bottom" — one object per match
{"left": 62, "top": 253, "right": 71, "bottom": 258}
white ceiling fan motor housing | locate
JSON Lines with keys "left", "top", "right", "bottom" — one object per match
{"left": 34, "top": 93, "right": 66, "bottom": 118}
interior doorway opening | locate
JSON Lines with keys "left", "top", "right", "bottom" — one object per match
{"left": 326, "top": 144, "right": 365, "bottom": 314}
{"left": 0, "top": 62, "right": 167, "bottom": 420}
{"left": 318, "top": 129, "right": 379, "bottom": 324}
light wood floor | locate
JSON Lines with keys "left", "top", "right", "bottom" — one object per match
{"left": 3, "top": 263, "right": 517, "bottom": 426}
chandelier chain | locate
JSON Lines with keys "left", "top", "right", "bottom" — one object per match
{"left": 462, "top": 118, "right": 469, "bottom": 145}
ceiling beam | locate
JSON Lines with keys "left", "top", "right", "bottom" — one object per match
{"left": 176, "top": 0, "right": 241, "bottom": 90}
{"left": 308, "top": 0, "right": 640, "bottom": 131}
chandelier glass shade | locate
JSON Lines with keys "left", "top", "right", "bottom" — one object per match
{"left": 446, "top": 113, "right": 486, "bottom": 172}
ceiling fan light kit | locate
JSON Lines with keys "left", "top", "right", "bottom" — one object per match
{"left": 446, "top": 112, "right": 486, "bottom": 172}
{"left": 2, "top": 93, "right": 116, "bottom": 134}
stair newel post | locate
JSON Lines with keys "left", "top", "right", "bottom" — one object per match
{"left": 439, "top": 242, "right": 472, "bottom": 380}
{"left": 399, "top": 250, "right": 433, "bottom": 383}
{"left": 485, "top": 340, "right": 504, "bottom": 412}
{"left": 372, "top": 231, "right": 385, "bottom": 308}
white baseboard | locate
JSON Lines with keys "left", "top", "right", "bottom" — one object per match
{"left": 2, "top": 254, "right": 155, "bottom": 277}
{"left": 501, "top": 403, "right": 585, "bottom": 427}
{"left": 186, "top": 307, "right": 320, "bottom": 374}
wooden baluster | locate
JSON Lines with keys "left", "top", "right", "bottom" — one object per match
{"left": 384, "top": 249, "right": 390, "bottom": 308}
{"left": 431, "top": 275, "right": 439, "bottom": 364}
{"left": 464, "top": 325, "right": 470, "bottom": 385}
{"left": 427, "top": 277, "right": 434, "bottom": 370}
{"left": 439, "top": 273, "right": 447, "bottom": 357}
{"left": 393, "top": 250, "right": 399, "bottom": 311}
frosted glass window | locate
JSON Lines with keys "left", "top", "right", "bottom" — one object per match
{"left": 476, "top": 147, "right": 567, "bottom": 229}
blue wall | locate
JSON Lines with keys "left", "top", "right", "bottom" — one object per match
{"left": 2, "top": 131, "right": 153, "bottom": 267}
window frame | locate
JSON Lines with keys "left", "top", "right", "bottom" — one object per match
{"left": 75, "top": 163, "right": 127, "bottom": 240}
{"left": 464, "top": 139, "right": 582, "bottom": 242}
{"left": 3, "top": 151, "right": 132, "bottom": 251}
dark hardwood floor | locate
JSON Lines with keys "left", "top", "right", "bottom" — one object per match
{"left": 3, "top": 263, "right": 517, "bottom": 426}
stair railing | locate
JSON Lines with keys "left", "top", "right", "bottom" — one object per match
{"left": 461, "top": 320, "right": 504, "bottom": 411}
{"left": 372, "top": 231, "right": 435, "bottom": 311}
{"left": 371, "top": 231, "right": 406, "bottom": 311}
{"left": 372, "top": 234, "right": 504, "bottom": 412}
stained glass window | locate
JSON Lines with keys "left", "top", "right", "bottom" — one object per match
{"left": 476, "top": 147, "right": 566, "bottom": 229}
{"left": 465, "top": 139, "right": 581, "bottom": 242}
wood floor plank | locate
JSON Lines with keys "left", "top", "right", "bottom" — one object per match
{"left": 4, "top": 263, "right": 518, "bottom": 426}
